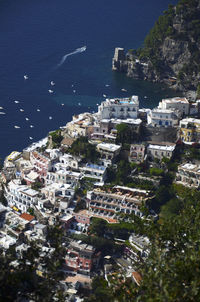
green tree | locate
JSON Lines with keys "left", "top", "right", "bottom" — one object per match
{"left": 116, "top": 123, "right": 139, "bottom": 144}
{"left": 49, "top": 130, "right": 63, "bottom": 148}
{"left": 69, "top": 137, "right": 100, "bottom": 163}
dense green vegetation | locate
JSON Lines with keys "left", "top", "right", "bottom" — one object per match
{"left": 69, "top": 137, "right": 100, "bottom": 163}
{"left": 116, "top": 123, "right": 140, "bottom": 144}
{"left": 0, "top": 240, "right": 66, "bottom": 302}
{"left": 84, "top": 184, "right": 200, "bottom": 301}
{"left": 49, "top": 130, "right": 63, "bottom": 148}
{"left": 135, "top": 0, "right": 200, "bottom": 89}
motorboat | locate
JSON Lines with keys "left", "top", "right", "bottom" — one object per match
{"left": 25, "top": 117, "right": 29, "bottom": 121}
{"left": 48, "top": 90, "right": 53, "bottom": 93}
{"left": 121, "top": 88, "right": 127, "bottom": 92}
{"left": 20, "top": 109, "right": 24, "bottom": 112}
{"left": 49, "top": 116, "right": 52, "bottom": 120}
{"left": 50, "top": 81, "right": 55, "bottom": 86}
{"left": 14, "top": 125, "right": 20, "bottom": 129}
{"left": 24, "top": 75, "right": 28, "bottom": 80}
{"left": 14, "top": 101, "right": 19, "bottom": 103}
{"left": 30, "top": 125, "right": 34, "bottom": 128}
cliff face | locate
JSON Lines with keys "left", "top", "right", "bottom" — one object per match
{"left": 112, "top": 0, "right": 200, "bottom": 92}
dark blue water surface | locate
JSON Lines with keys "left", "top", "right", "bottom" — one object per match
{"left": 0, "top": 0, "right": 178, "bottom": 158}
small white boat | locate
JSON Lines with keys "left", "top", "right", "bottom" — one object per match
{"left": 48, "top": 90, "right": 53, "bottom": 93}
{"left": 0, "top": 112, "right": 5, "bottom": 115}
{"left": 144, "top": 96, "right": 147, "bottom": 99}
{"left": 0, "top": 107, "right": 3, "bottom": 109}
{"left": 37, "top": 109, "right": 40, "bottom": 112}
{"left": 78, "top": 102, "right": 81, "bottom": 106}
{"left": 121, "top": 88, "right": 127, "bottom": 92}
{"left": 50, "top": 81, "right": 55, "bottom": 86}
{"left": 14, "top": 101, "right": 19, "bottom": 104}
{"left": 73, "top": 90, "right": 76, "bottom": 93}
{"left": 14, "top": 125, "right": 20, "bottom": 129}
{"left": 25, "top": 117, "right": 29, "bottom": 121}
{"left": 105, "top": 84, "right": 110, "bottom": 87}
{"left": 103, "top": 94, "right": 107, "bottom": 97}
{"left": 29, "top": 137, "right": 33, "bottom": 140}
{"left": 20, "top": 109, "right": 24, "bottom": 112}
{"left": 30, "top": 125, "right": 34, "bottom": 128}
{"left": 24, "top": 75, "right": 28, "bottom": 80}
{"left": 71, "top": 84, "right": 74, "bottom": 87}
{"left": 49, "top": 116, "right": 52, "bottom": 120}
{"left": 61, "top": 103, "right": 64, "bottom": 106}
{"left": 96, "top": 103, "right": 99, "bottom": 106}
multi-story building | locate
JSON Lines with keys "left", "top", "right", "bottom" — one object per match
{"left": 147, "top": 142, "right": 176, "bottom": 160}
{"left": 175, "top": 163, "right": 200, "bottom": 188}
{"left": 57, "top": 154, "right": 80, "bottom": 171}
{"left": 30, "top": 151, "right": 52, "bottom": 180}
{"left": 65, "top": 240, "right": 101, "bottom": 275}
{"left": 41, "top": 183, "right": 75, "bottom": 205}
{"left": 97, "top": 96, "right": 139, "bottom": 120}
{"left": 64, "top": 112, "right": 95, "bottom": 138}
{"left": 129, "top": 144, "right": 146, "bottom": 163}
{"left": 46, "top": 170, "right": 81, "bottom": 186}
{"left": 147, "top": 108, "right": 179, "bottom": 128}
{"left": 179, "top": 118, "right": 200, "bottom": 143}
{"left": 79, "top": 163, "right": 107, "bottom": 184}
{"left": 158, "top": 97, "right": 190, "bottom": 116}
{"left": 4, "top": 180, "right": 39, "bottom": 213}
{"left": 97, "top": 143, "right": 121, "bottom": 165}
{"left": 87, "top": 186, "right": 151, "bottom": 219}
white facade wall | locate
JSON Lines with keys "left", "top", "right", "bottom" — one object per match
{"left": 98, "top": 96, "right": 139, "bottom": 120}
{"left": 158, "top": 97, "right": 189, "bottom": 116}
{"left": 147, "top": 109, "right": 179, "bottom": 127}
{"left": 147, "top": 144, "right": 175, "bottom": 160}
{"left": 79, "top": 164, "right": 107, "bottom": 183}
{"left": 5, "top": 184, "right": 38, "bottom": 213}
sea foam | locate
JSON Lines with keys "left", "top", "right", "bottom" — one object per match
{"left": 57, "top": 46, "right": 86, "bottom": 67}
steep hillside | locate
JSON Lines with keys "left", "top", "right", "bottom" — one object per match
{"left": 112, "top": 0, "right": 200, "bottom": 92}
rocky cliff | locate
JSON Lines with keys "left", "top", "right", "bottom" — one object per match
{"left": 112, "top": 0, "right": 200, "bottom": 93}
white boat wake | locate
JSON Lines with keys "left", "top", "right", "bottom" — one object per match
{"left": 57, "top": 46, "right": 86, "bottom": 67}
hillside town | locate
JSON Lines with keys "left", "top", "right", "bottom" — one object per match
{"left": 1, "top": 94, "right": 200, "bottom": 301}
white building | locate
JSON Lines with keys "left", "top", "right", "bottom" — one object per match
{"left": 57, "top": 154, "right": 80, "bottom": 171}
{"left": 158, "top": 97, "right": 190, "bottom": 116}
{"left": 147, "top": 143, "right": 176, "bottom": 160}
{"left": 147, "top": 108, "right": 179, "bottom": 127}
{"left": 79, "top": 163, "right": 107, "bottom": 184}
{"left": 41, "top": 183, "right": 75, "bottom": 205}
{"left": 4, "top": 180, "right": 39, "bottom": 213}
{"left": 175, "top": 163, "right": 200, "bottom": 188}
{"left": 97, "top": 96, "right": 139, "bottom": 120}
{"left": 46, "top": 170, "right": 81, "bottom": 186}
{"left": 97, "top": 143, "right": 121, "bottom": 165}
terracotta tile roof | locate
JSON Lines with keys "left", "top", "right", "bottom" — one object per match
{"left": 65, "top": 275, "right": 92, "bottom": 284}
{"left": 61, "top": 137, "right": 75, "bottom": 147}
{"left": 132, "top": 271, "right": 142, "bottom": 286}
{"left": 20, "top": 213, "right": 35, "bottom": 222}
{"left": 76, "top": 210, "right": 118, "bottom": 223}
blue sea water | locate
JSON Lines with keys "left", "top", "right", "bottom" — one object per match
{"left": 0, "top": 0, "right": 178, "bottom": 159}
